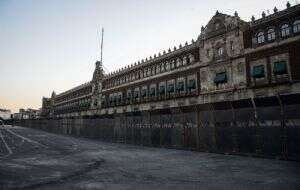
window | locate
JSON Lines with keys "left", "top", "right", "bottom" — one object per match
{"left": 114, "top": 95, "right": 118, "bottom": 105}
{"left": 141, "top": 89, "right": 147, "bottom": 98}
{"left": 273, "top": 61, "right": 287, "bottom": 75}
{"left": 126, "top": 91, "right": 132, "bottom": 101}
{"left": 182, "top": 56, "right": 187, "bottom": 65}
{"left": 156, "top": 65, "right": 160, "bottom": 74}
{"left": 171, "top": 60, "right": 176, "bottom": 69}
{"left": 167, "top": 83, "right": 175, "bottom": 93}
{"left": 176, "top": 58, "right": 182, "bottom": 67}
{"left": 146, "top": 68, "right": 150, "bottom": 76}
{"left": 159, "top": 86, "right": 165, "bottom": 95}
{"left": 281, "top": 24, "right": 290, "bottom": 37}
{"left": 293, "top": 20, "right": 300, "bottom": 33}
{"left": 140, "top": 71, "right": 144, "bottom": 79}
{"left": 109, "top": 96, "right": 114, "bottom": 106}
{"left": 206, "top": 49, "right": 210, "bottom": 57}
{"left": 176, "top": 81, "right": 185, "bottom": 92}
{"left": 267, "top": 28, "right": 276, "bottom": 41}
{"left": 166, "top": 62, "right": 170, "bottom": 71}
{"left": 230, "top": 41, "right": 234, "bottom": 51}
{"left": 101, "top": 97, "right": 106, "bottom": 107}
{"left": 150, "top": 88, "right": 156, "bottom": 97}
{"left": 161, "top": 63, "right": 166, "bottom": 72}
{"left": 217, "top": 47, "right": 224, "bottom": 56}
{"left": 117, "top": 94, "right": 122, "bottom": 104}
{"left": 159, "top": 64, "right": 163, "bottom": 72}
{"left": 237, "top": 63, "right": 244, "bottom": 73}
{"left": 214, "top": 72, "right": 227, "bottom": 84}
{"left": 257, "top": 32, "right": 265, "bottom": 44}
{"left": 134, "top": 91, "right": 139, "bottom": 100}
{"left": 252, "top": 65, "right": 265, "bottom": 78}
{"left": 188, "top": 79, "right": 196, "bottom": 90}
{"left": 188, "top": 54, "right": 195, "bottom": 63}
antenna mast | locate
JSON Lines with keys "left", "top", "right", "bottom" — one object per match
{"left": 100, "top": 28, "right": 104, "bottom": 64}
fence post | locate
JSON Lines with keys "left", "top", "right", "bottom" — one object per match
{"left": 251, "top": 97, "right": 262, "bottom": 156}
{"left": 209, "top": 103, "right": 217, "bottom": 152}
{"left": 276, "top": 94, "right": 288, "bottom": 160}
{"left": 159, "top": 110, "right": 163, "bottom": 147}
{"left": 195, "top": 105, "right": 201, "bottom": 151}
{"left": 230, "top": 101, "right": 239, "bottom": 153}
{"left": 123, "top": 113, "right": 126, "bottom": 144}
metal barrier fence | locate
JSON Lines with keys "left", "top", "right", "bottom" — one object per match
{"left": 14, "top": 96, "right": 300, "bottom": 161}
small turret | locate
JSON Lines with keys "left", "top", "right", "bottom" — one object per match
{"left": 286, "top": 1, "right": 291, "bottom": 8}
{"left": 201, "top": 26, "right": 205, "bottom": 33}
{"left": 234, "top": 11, "right": 238, "bottom": 17}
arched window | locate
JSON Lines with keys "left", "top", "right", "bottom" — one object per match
{"left": 182, "top": 56, "right": 187, "bottom": 65}
{"left": 188, "top": 54, "right": 195, "bottom": 63}
{"left": 257, "top": 32, "right": 265, "bottom": 44}
{"left": 281, "top": 24, "right": 290, "bottom": 37}
{"left": 156, "top": 65, "right": 160, "bottom": 74}
{"left": 267, "top": 28, "right": 276, "bottom": 41}
{"left": 217, "top": 47, "right": 224, "bottom": 56}
{"left": 166, "top": 61, "right": 170, "bottom": 71}
{"left": 293, "top": 20, "right": 300, "bottom": 33}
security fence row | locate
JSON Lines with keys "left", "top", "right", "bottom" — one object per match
{"left": 14, "top": 98, "right": 300, "bottom": 161}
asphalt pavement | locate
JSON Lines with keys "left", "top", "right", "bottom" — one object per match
{"left": 0, "top": 125, "right": 299, "bottom": 190}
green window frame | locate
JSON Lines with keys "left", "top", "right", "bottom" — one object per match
{"left": 214, "top": 72, "right": 227, "bottom": 84}
{"left": 101, "top": 98, "right": 106, "bottom": 106}
{"left": 176, "top": 81, "right": 185, "bottom": 91}
{"left": 109, "top": 97, "right": 113, "bottom": 105}
{"left": 273, "top": 61, "right": 287, "bottom": 75}
{"left": 252, "top": 65, "right": 265, "bottom": 78}
{"left": 142, "top": 89, "right": 147, "bottom": 97}
{"left": 167, "top": 84, "right": 175, "bottom": 93}
{"left": 117, "top": 95, "right": 122, "bottom": 103}
{"left": 150, "top": 88, "right": 156, "bottom": 97}
{"left": 159, "top": 86, "right": 165, "bottom": 95}
{"left": 127, "top": 92, "right": 132, "bottom": 101}
{"left": 134, "top": 91, "right": 139, "bottom": 99}
{"left": 188, "top": 79, "right": 196, "bottom": 90}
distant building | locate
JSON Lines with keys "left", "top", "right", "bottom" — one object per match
{"left": 42, "top": 2, "right": 300, "bottom": 118}
{"left": 13, "top": 108, "right": 40, "bottom": 120}
{"left": 0, "top": 109, "right": 12, "bottom": 120}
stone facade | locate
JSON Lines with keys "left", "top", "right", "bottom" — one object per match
{"left": 41, "top": 2, "right": 300, "bottom": 118}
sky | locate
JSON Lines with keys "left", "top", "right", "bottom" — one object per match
{"left": 0, "top": 0, "right": 291, "bottom": 113}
